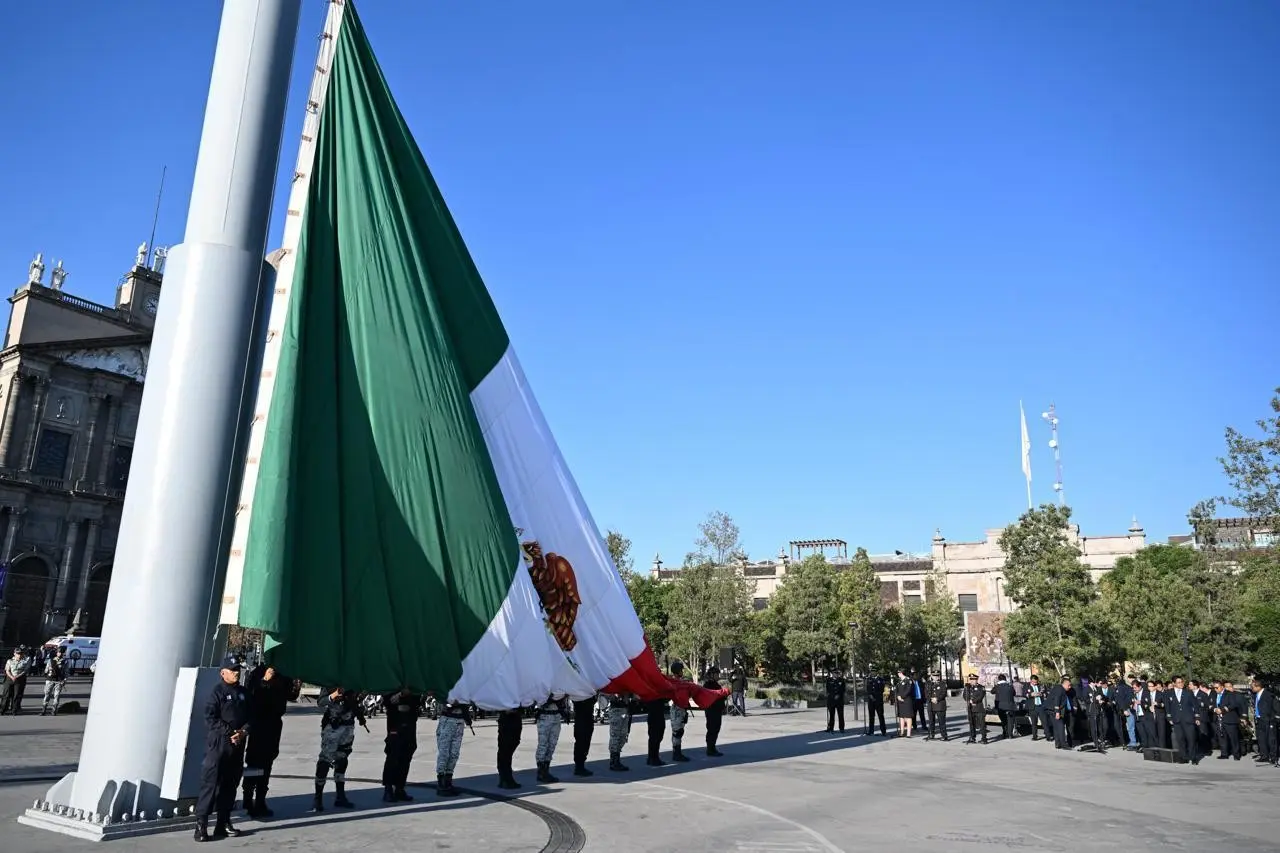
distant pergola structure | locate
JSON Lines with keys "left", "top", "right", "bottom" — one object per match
{"left": 788, "top": 538, "right": 848, "bottom": 561}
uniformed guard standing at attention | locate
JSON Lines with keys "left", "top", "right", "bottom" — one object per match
{"left": 701, "top": 666, "right": 727, "bottom": 756}
{"left": 865, "top": 668, "right": 887, "bottom": 736}
{"left": 535, "top": 694, "right": 570, "bottom": 783}
{"left": 669, "top": 661, "right": 693, "bottom": 762}
{"left": 242, "top": 665, "right": 298, "bottom": 818}
{"left": 607, "top": 693, "right": 633, "bottom": 771}
{"left": 645, "top": 694, "right": 670, "bottom": 766}
{"left": 195, "top": 656, "right": 250, "bottom": 843}
{"left": 434, "top": 698, "right": 471, "bottom": 797}
{"left": 496, "top": 706, "right": 526, "bottom": 789}
{"left": 926, "top": 672, "right": 949, "bottom": 741}
{"left": 963, "top": 674, "right": 988, "bottom": 745}
{"left": 381, "top": 687, "right": 421, "bottom": 802}
{"left": 314, "top": 686, "right": 367, "bottom": 811}
{"left": 824, "top": 665, "right": 846, "bottom": 733}
{"left": 571, "top": 695, "right": 597, "bottom": 776}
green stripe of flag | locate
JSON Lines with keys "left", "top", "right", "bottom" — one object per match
{"left": 237, "top": 0, "right": 519, "bottom": 693}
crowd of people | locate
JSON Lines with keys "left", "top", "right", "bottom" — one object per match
{"left": 824, "top": 666, "right": 1278, "bottom": 767}
{"left": 193, "top": 656, "right": 730, "bottom": 843}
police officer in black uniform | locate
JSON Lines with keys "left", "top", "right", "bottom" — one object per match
{"left": 572, "top": 695, "right": 597, "bottom": 776}
{"left": 926, "top": 672, "right": 949, "bottom": 741}
{"left": 865, "top": 668, "right": 887, "bottom": 736}
{"left": 824, "top": 665, "right": 847, "bottom": 732}
{"left": 242, "top": 664, "right": 298, "bottom": 818}
{"left": 963, "top": 674, "right": 988, "bottom": 744}
{"left": 195, "top": 656, "right": 250, "bottom": 843}
{"left": 496, "top": 707, "right": 525, "bottom": 789}
{"left": 381, "top": 688, "right": 421, "bottom": 802}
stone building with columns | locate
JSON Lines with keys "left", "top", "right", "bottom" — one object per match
{"left": 651, "top": 519, "right": 1149, "bottom": 614}
{"left": 0, "top": 249, "right": 162, "bottom": 648}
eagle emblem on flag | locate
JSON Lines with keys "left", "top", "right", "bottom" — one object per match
{"left": 521, "top": 540, "right": 582, "bottom": 651}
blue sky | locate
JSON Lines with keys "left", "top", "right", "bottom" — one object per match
{"left": 2, "top": 2, "right": 1277, "bottom": 566}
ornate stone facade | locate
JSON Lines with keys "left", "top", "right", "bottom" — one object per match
{"left": 0, "top": 253, "right": 161, "bottom": 648}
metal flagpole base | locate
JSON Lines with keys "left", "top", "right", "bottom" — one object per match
{"left": 18, "top": 774, "right": 195, "bottom": 841}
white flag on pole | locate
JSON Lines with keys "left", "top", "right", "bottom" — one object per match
{"left": 1020, "top": 401, "right": 1032, "bottom": 507}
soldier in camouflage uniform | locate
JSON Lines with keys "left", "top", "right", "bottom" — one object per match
{"left": 535, "top": 693, "right": 570, "bottom": 783}
{"left": 669, "top": 661, "right": 692, "bottom": 762}
{"left": 314, "top": 687, "right": 366, "bottom": 811}
{"left": 607, "top": 693, "right": 633, "bottom": 771}
{"left": 435, "top": 700, "right": 471, "bottom": 797}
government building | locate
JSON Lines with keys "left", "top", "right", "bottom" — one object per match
{"left": 0, "top": 248, "right": 162, "bottom": 648}
{"left": 649, "top": 520, "right": 1147, "bottom": 614}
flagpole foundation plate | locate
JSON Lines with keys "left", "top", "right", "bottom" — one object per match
{"left": 16, "top": 772, "right": 195, "bottom": 842}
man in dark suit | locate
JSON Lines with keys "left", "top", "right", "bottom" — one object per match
{"left": 1165, "top": 676, "right": 1199, "bottom": 763}
{"left": 1112, "top": 677, "right": 1135, "bottom": 749}
{"left": 1150, "top": 679, "right": 1169, "bottom": 748}
{"left": 1190, "top": 680, "right": 1213, "bottom": 757}
{"left": 1249, "top": 677, "right": 1276, "bottom": 765}
{"left": 1050, "top": 677, "right": 1074, "bottom": 750}
{"left": 993, "top": 674, "right": 1017, "bottom": 740}
{"left": 1130, "top": 679, "right": 1151, "bottom": 750}
{"left": 1213, "top": 681, "right": 1243, "bottom": 760}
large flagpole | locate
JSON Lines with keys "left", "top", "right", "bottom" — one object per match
{"left": 22, "top": 0, "right": 302, "bottom": 836}
{"left": 1020, "top": 401, "right": 1033, "bottom": 509}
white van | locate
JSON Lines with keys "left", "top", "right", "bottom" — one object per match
{"left": 43, "top": 635, "right": 101, "bottom": 672}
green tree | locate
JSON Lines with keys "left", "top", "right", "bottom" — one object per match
{"left": 915, "top": 567, "right": 963, "bottom": 673}
{"left": 625, "top": 574, "right": 673, "bottom": 660}
{"left": 665, "top": 562, "right": 754, "bottom": 673}
{"left": 1101, "top": 545, "right": 1246, "bottom": 679}
{"left": 687, "top": 511, "right": 745, "bottom": 566}
{"left": 998, "top": 505, "right": 1109, "bottom": 678}
{"left": 771, "top": 555, "right": 843, "bottom": 680}
{"left": 742, "top": 606, "right": 802, "bottom": 683}
{"left": 1240, "top": 549, "right": 1280, "bottom": 678}
{"left": 836, "top": 546, "right": 887, "bottom": 672}
{"left": 606, "top": 529, "right": 634, "bottom": 577}
{"left": 1219, "top": 388, "right": 1280, "bottom": 520}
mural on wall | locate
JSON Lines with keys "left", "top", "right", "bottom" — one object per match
{"left": 964, "top": 610, "right": 1007, "bottom": 665}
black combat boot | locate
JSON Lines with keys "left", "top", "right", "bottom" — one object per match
{"left": 536, "top": 761, "right": 559, "bottom": 783}
{"left": 436, "top": 773, "right": 458, "bottom": 797}
{"left": 646, "top": 745, "right": 666, "bottom": 766}
{"left": 672, "top": 745, "right": 691, "bottom": 762}
{"left": 609, "top": 751, "right": 629, "bottom": 771}
{"left": 395, "top": 785, "right": 415, "bottom": 801}
{"left": 707, "top": 744, "right": 724, "bottom": 757}
{"left": 313, "top": 781, "right": 326, "bottom": 812}
{"left": 255, "top": 775, "right": 274, "bottom": 818}
{"left": 442, "top": 774, "right": 457, "bottom": 796}
{"left": 333, "top": 779, "right": 355, "bottom": 808}
{"left": 573, "top": 761, "right": 593, "bottom": 777}
{"left": 497, "top": 762, "right": 522, "bottom": 789}
{"left": 383, "top": 784, "right": 396, "bottom": 802}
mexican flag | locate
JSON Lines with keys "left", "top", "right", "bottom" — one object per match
{"left": 230, "top": 1, "right": 722, "bottom": 711}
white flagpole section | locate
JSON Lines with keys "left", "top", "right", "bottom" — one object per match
{"left": 219, "top": 0, "right": 348, "bottom": 625}
{"left": 1020, "top": 401, "right": 1033, "bottom": 509}
{"left": 21, "top": 0, "right": 303, "bottom": 835}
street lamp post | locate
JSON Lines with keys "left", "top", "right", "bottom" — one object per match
{"left": 848, "top": 620, "right": 859, "bottom": 722}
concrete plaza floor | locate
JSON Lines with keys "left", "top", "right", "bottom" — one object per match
{"left": 1, "top": 680, "right": 1276, "bottom": 852}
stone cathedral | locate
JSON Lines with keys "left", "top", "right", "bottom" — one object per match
{"left": 0, "top": 247, "right": 161, "bottom": 648}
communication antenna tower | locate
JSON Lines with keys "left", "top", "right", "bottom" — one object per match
{"left": 1041, "top": 403, "right": 1064, "bottom": 505}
